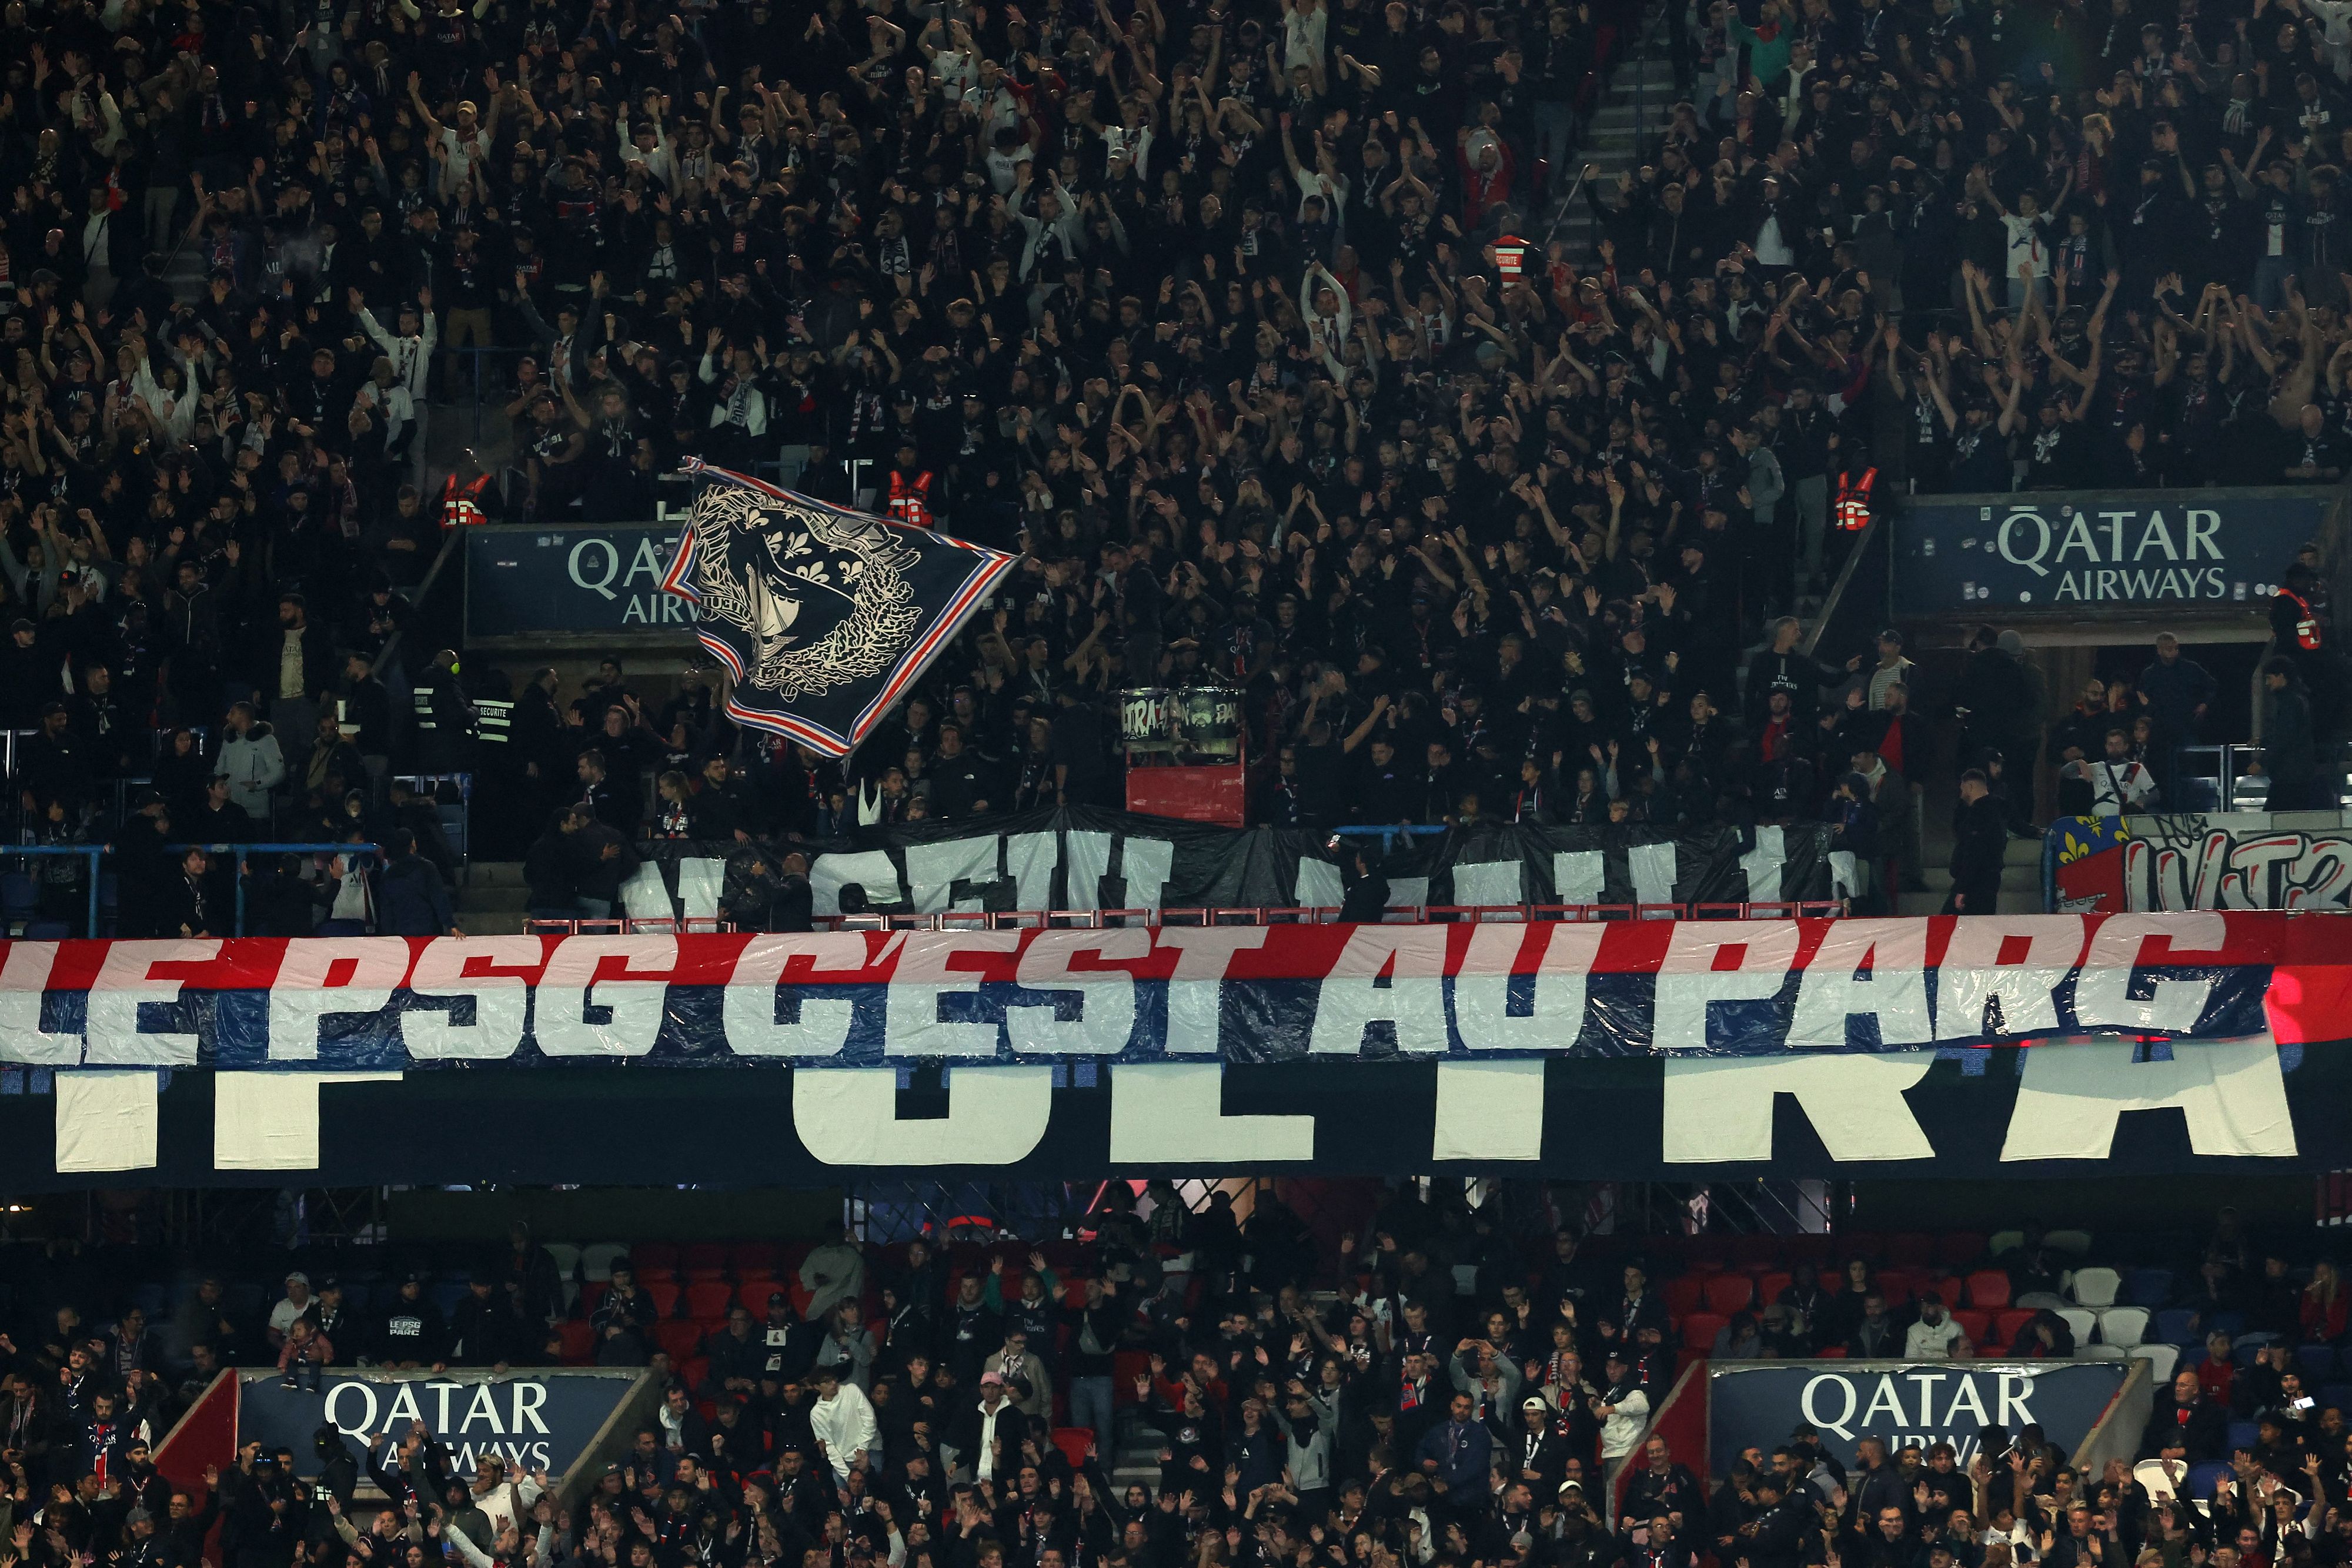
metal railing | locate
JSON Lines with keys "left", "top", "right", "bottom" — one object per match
{"left": 164, "top": 842, "right": 380, "bottom": 937}
{"left": 0, "top": 845, "right": 103, "bottom": 935}
{"left": 2177, "top": 743, "right": 2263, "bottom": 813}
{"left": 393, "top": 774, "right": 472, "bottom": 871}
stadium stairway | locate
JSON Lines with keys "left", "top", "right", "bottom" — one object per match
{"left": 457, "top": 862, "right": 530, "bottom": 934}
{"left": 1536, "top": 2, "right": 1668, "bottom": 273}
{"left": 1896, "top": 833, "right": 2042, "bottom": 915}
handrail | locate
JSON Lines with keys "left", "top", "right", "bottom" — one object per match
{"left": 1802, "top": 507, "right": 1879, "bottom": 661}
{"left": 0, "top": 844, "right": 103, "bottom": 935}
{"left": 163, "top": 842, "right": 382, "bottom": 937}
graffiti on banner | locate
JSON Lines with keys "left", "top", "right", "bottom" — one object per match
{"left": 2048, "top": 813, "right": 2352, "bottom": 912}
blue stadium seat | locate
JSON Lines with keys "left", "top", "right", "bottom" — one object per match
{"left": 2300, "top": 1346, "right": 2338, "bottom": 1380}
{"left": 2227, "top": 1420, "right": 2262, "bottom": 1453}
{"left": 2127, "top": 1269, "right": 2175, "bottom": 1307}
{"left": 2189, "top": 1462, "right": 2233, "bottom": 1499}
{"left": 2157, "top": 1309, "right": 2200, "bottom": 1345}
{"left": 2323, "top": 1383, "right": 2352, "bottom": 1414}
{"left": 0, "top": 872, "right": 35, "bottom": 929}
{"left": 24, "top": 920, "right": 68, "bottom": 939}
{"left": 429, "top": 1279, "right": 469, "bottom": 1318}
{"left": 223, "top": 1281, "right": 265, "bottom": 1320}
{"left": 129, "top": 1283, "right": 167, "bottom": 1316}
{"left": 2210, "top": 1311, "right": 2248, "bottom": 1337}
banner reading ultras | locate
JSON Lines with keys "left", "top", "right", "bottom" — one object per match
{"left": 1, "top": 913, "right": 2345, "bottom": 1068}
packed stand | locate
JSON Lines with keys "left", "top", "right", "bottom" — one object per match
{"left": 0, "top": 0, "right": 2343, "bottom": 939}
{"left": 510, "top": 582, "right": 2338, "bottom": 932}
{"left": 5, "top": 1198, "right": 2352, "bottom": 1568}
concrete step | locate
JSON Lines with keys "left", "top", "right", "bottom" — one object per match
{"left": 1896, "top": 888, "right": 2033, "bottom": 915}
{"left": 469, "top": 861, "right": 527, "bottom": 886}
{"left": 460, "top": 911, "right": 529, "bottom": 935}
{"left": 1915, "top": 867, "right": 2041, "bottom": 891}
{"left": 457, "top": 885, "right": 529, "bottom": 912}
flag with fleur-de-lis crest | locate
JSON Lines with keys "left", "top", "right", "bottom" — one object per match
{"left": 660, "top": 462, "right": 1018, "bottom": 757}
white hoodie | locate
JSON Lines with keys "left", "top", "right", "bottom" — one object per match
{"left": 811, "top": 1382, "right": 878, "bottom": 1477}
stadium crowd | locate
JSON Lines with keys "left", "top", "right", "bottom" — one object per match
{"left": 0, "top": 1201, "right": 2347, "bottom": 1568}
{"left": 0, "top": 0, "right": 2344, "bottom": 935}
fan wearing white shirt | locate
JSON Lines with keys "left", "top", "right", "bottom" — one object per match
{"left": 355, "top": 285, "right": 438, "bottom": 483}
{"left": 2061, "top": 729, "right": 2159, "bottom": 816}
{"left": 809, "top": 1363, "right": 878, "bottom": 1479}
{"left": 1902, "top": 1294, "right": 1973, "bottom": 1359}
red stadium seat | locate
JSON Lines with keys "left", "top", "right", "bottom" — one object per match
{"left": 654, "top": 1320, "right": 701, "bottom": 1362}
{"left": 1050, "top": 1428, "right": 1093, "bottom": 1467}
{"left": 1888, "top": 1232, "right": 1936, "bottom": 1266}
{"left": 1816, "top": 1346, "right": 1847, "bottom": 1358}
{"left": 1952, "top": 1310, "right": 1992, "bottom": 1349}
{"left": 645, "top": 1281, "right": 681, "bottom": 1317}
{"left": 1704, "top": 1276, "right": 1755, "bottom": 1315}
{"left": 1940, "top": 1233, "right": 1990, "bottom": 1268}
{"left": 1665, "top": 1276, "right": 1708, "bottom": 1318}
{"left": 1682, "top": 1312, "right": 1728, "bottom": 1350}
{"left": 733, "top": 1242, "right": 781, "bottom": 1275}
{"left": 740, "top": 1280, "right": 786, "bottom": 1315}
{"left": 579, "top": 1281, "right": 609, "bottom": 1316}
{"left": 686, "top": 1282, "right": 736, "bottom": 1319}
{"left": 1876, "top": 1271, "right": 1915, "bottom": 1308}
{"left": 1967, "top": 1271, "right": 2013, "bottom": 1309}
{"left": 681, "top": 1357, "right": 710, "bottom": 1392}
{"left": 557, "top": 1322, "right": 595, "bottom": 1363}
{"left": 681, "top": 1244, "right": 728, "bottom": 1281}
{"left": 1063, "top": 1278, "right": 1090, "bottom": 1308}
{"left": 1994, "top": 1309, "right": 2037, "bottom": 1345}
{"left": 634, "top": 1242, "right": 681, "bottom": 1274}
{"left": 1758, "top": 1273, "right": 1793, "bottom": 1307}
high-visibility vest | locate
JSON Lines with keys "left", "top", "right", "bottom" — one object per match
{"left": 440, "top": 472, "right": 493, "bottom": 530}
{"left": 886, "top": 468, "right": 934, "bottom": 527}
{"left": 2282, "top": 587, "right": 2324, "bottom": 651}
{"left": 1834, "top": 466, "right": 1877, "bottom": 531}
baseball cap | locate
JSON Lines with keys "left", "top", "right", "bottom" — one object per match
{"left": 1521, "top": 1396, "right": 1548, "bottom": 1412}
{"left": 286, "top": 1271, "right": 310, "bottom": 1286}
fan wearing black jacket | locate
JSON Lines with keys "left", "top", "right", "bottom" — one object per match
{"left": 446, "top": 1275, "right": 527, "bottom": 1366}
{"left": 1947, "top": 771, "right": 2010, "bottom": 914}
{"left": 370, "top": 1276, "right": 447, "bottom": 1369}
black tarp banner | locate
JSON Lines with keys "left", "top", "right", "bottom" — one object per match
{"left": 617, "top": 810, "right": 1842, "bottom": 923}
{"left": 0, "top": 1038, "right": 2338, "bottom": 1187}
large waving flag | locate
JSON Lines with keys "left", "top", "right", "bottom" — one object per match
{"left": 660, "top": 462, "right": 1018, "bottom": 757}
